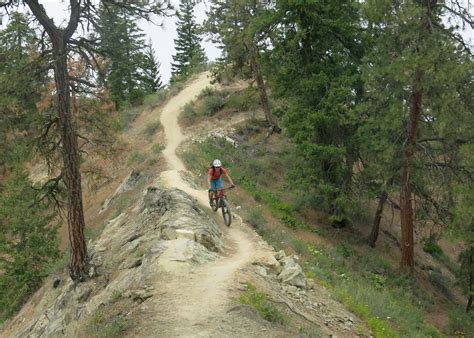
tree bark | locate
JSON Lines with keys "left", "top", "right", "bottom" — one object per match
{"left": 400, "top": 67, "right": 423, "bottom": 271}
{"left": 54, "top": 42, "right": 88, "bottom": 281}
{"left": 25, "top": 0, "right": 88, "bottom": 281}
{"left": 399, "top": 0, "right": 435, "bottom": 272}
{"left": 248, "top": 46, "right": 281, "bottom": 134}
{"left": 467, "top": 246, "right": 473, "bottom": 313}
{"left": 369, "top": 177, "right": 395, "bottom": 247}
{"left": 369, "top": 190, "right": 388, "bottom": 248}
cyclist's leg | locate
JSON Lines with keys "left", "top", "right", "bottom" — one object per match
{"left": 216, "top": 178, "right": 223, "bottom": 205}
{"left": 209, "top": 180, "right": 217, "bottom": 205}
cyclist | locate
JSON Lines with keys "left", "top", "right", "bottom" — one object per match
{"left": 208, "top": 159, "right": 235, "bottom": 205}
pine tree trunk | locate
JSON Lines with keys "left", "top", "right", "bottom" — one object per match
{"left": 249, "top": 47, "right": 281, "bottom": 134}
{"left": 467, "top": 246, "right": 473, "bottom": 313}
{"left": 400, "top": 68, "right": 423, "bottom": 271}
{"left": 369, "top": 190, "right": 388, "bottom": 248}
{"left": 25, "top": 0, "right": 88, "bottom": 282}
{"left": 53, "top": 41, "right": 88, "bottom": 281}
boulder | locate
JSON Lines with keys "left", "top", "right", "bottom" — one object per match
{"left": 253, "top": 255, "right": 282, "bottom": 274}
{"left": 278, "top": 256, "right": 306, "bottom": 288}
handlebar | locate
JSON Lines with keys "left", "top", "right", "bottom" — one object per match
{"left": 208, "top": 185, "right": 235, "bottom": 192}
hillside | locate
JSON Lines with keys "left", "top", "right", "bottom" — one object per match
{"left": 1, "top": 73, "right": 369, "bottom": 337}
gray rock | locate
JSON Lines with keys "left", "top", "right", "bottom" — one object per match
{"left": 75, "top": 287, "right": 92, "bottom": 302}
{"left": 275, "top": 250, "right": 286, "bottom": 261}
{"left": 278, "top": 256, "right": 306, "bottom": 288}
{"left": 7, "top": 185, "right": 226, "bottom": 338}
{"left": 124, "top": 289, "right": 154, "bottom": 303}
{"left": 255, "top": 266, "right": 267, "bottom": 277}
{"left": 100, "top": 170, "right": 142, "bottom": 213}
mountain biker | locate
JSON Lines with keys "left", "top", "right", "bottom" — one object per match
{"left": 208, "top": 159, "right": 234, "bottom": 205}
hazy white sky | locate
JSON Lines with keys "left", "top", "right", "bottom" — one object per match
{"left": 1, "top": 0, "right": 220, "bottom": 84}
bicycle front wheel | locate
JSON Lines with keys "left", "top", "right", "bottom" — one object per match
{"left": 210, "top": 192, "right": 218, "bottom": 212}
{"left": 221, "top": 199, "right": 232, "bottom": 226}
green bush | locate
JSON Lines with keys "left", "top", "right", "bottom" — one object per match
{"left": 201, "top": 95, "right": 222, "bottom": 116}
{"left": 198, "top": 86, "right": 216, "bottom": 98}
{"left": 127, "top": 151, "right": 146, "bottom": 165}
{"left": 336, "top": 244, "right": 354, "bottom": 258}
{"left": 86, "top": 308, "right": 133, "bottom": 338}
{"left": 423, "top": 237, "right": 444, "bottom": 258}
{"left": 144, "top": 121, "right": 162, "bottom": 138}
{"left": 239, "top": 284, "right": 287, "bottom": 325}
{"left": 245, "top": 208, "right": 267, "bottom": 232}
{"left": 151, "top": 143, "right": 165, "bottom": 154}
{"left": 182, "top": 102, "right": 198, "bottom": 122}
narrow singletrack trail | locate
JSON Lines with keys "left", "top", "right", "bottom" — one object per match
{"left": 147, "top": 73, "right": 274, "bottom": 336}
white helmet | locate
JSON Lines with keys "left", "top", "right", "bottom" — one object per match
{"left": 212, "top": 159, "right": 222, "bottom": 167}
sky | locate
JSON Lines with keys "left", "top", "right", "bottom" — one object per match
{"left": 0, "top": 0, "right": 220, "bottom": 84}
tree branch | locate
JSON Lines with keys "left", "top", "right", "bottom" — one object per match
{"left": 69, "top": 75, "right": 96, "bottom": 88}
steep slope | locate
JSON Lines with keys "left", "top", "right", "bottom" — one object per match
{"left": 1, "top": 73, "right": 365, "bottom": 337}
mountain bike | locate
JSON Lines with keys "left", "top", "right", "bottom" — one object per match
{"left": 209, "top": 186, "right": 235, "bottom": 226}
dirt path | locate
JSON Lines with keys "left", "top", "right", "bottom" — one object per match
{"left": 148, "top": 73, "right": 277, "bottom": 336}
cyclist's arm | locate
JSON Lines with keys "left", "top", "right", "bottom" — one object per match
{"left": 207, "top": 174, "right": 212, "bottom": 189}
{"left": 224, "top": 173, "right": 235, "bottom": 186}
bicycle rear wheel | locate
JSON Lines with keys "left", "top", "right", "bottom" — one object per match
{"left": 221, "top": 199, "right": 232, "bottom": 226}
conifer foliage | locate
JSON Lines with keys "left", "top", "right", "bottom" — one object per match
{"left": 0, "top": 171, "right": 59, "bottom": 322}
{"left": 98, "top": 4, "right": 163, "bottom": 106}
{"left": 171, "top": 0, "right": 207, "bottom": 82}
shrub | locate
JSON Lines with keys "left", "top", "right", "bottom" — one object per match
{"left": 127, "top": 151, "right": 146, "bottom": 165}
{"left": 182, "top": 102, "right": 197, "bottom": 122}
{"left": 86, "top": 307, "right": 133, "bottom": 338}
{"left": 151, "top": 143, "right": 165, "bottom": 154}
{"left": 246, "top": 208, "right": 267, "bottom": 232}
{"left": 144, "top": 121, "right": 161, "bottom": 138}
{"left": 239, "top": 284, "right": 287, "bottom": 325}
{"left": 201, "top": 95, "right": 222, "bottom": 116}
{"left": 198, "top": 86, "right": 215, "bottom": 98}
{"left": 336, "top": 244, "right": 354, "bottom": 258}
{"left": 423, "top": 237, "right": 443, "bottom": 258}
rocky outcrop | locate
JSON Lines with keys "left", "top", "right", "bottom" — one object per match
{"left": 277, "top": 254, "right": 306, "bottom": 288}
{"left": 191, "top": 128, "right": 240, "bottom": 148}
{"left": 7, "top": 185, "right": 223, "bottom": 338}
{"left": 100, "top": 170, "right": 142, "bottom": 213}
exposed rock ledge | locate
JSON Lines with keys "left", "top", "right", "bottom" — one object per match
{"left": 6, "top": 186, "right": 223, "bottom": 338}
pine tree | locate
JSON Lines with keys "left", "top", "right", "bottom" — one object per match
{"left": 206, "top": 0, "right": 281, "bottom": 132}
{"left": 141, "top": 40, "right": 163, "bottom": 92}
{"left": 0, "top": 12, "right": 46, "bottom": 173}
{"left": 171, "top": 0, "right": 206, "bottom": 81}
{"left": 358, "top": 0, "right": 473, "bottom": 270}
{"left": 98, "top": 4, "right": 150, "bottom": 105}
{"left": 0, "top": 12, "right": 44, "bottom": 125}
{"left": 260, "top": 0, "right": 364, "bottom": 222}
{"left": 0, "top": 170, "right": 59, "bottom": 321}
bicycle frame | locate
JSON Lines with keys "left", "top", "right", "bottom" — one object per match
{"left": 209, "top": 186, "right": 234, "bottom": 205}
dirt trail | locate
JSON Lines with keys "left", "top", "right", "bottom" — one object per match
{"left": 150, "top": 73, "right": 274, "bottom": 336}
